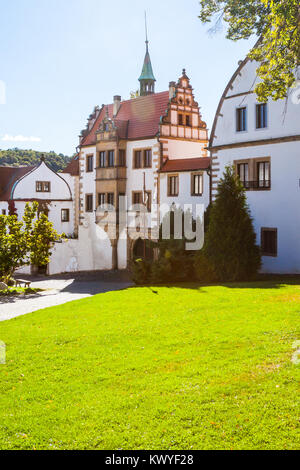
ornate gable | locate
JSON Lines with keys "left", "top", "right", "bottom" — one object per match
{"left": 96, "top": 107, "right": 118, "bottom": 142}
{"left": 160, "top": 70, "right": 207, "bottom": 141}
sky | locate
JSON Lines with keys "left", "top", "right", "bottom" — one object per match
{"left": 0, "top": 0, "right": 256, "bottom": 156}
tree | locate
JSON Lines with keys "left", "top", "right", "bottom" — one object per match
{"left": 199, "top": 0, "right": 300, "bottom": 101}
{"left": 131, "top": 207, "right": 200, "bottom": 284}
{"left": 195, "top": 165, "right": 261, "bottom": 282}
{"left": 0, "top": 215, "right": 28, "bottom": 280}
{"left": 0, "top": 202, "right": 64, "bottom": 281}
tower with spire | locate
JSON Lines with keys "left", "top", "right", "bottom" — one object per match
{"left": 139, "top": 13, "right": 156, "bottom": 96}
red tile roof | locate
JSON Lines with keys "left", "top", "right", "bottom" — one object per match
{"left": 80, "top": 91, "right": 170, "bottom": 146}
{"left": 62, "top": 155, "right": 79, "bottom": 176}
{"left": 0, "top": 166, "right": 34, "bottom": 201}
{"left": 160, "top": 157, "right": 211, "bottom": 173}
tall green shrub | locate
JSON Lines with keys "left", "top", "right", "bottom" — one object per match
{"left": 195, "top": 165, "right": 261, "bottom": 282}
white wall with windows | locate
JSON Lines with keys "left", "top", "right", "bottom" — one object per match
{"left": 211, "top": 58, "right": 300, "bottom": 273}
{"left": 160, "top": 171, "right": 210, "bottom": 220}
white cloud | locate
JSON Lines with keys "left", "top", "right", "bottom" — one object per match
{"left": 2, "top": 134, "right": 42, "bottom": 143}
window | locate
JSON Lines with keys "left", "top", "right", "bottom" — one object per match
{"left": 61, "top": 209, "right": 70, "bottom": 222}
{"left": 134, "top": 151, "right": 142, "bottom": 169}
{"left": 132, "top": 192, "right": 143, "bottom": 205}
{"left": 257, "top": 161, "right": 270, "bottom": 189}
{"left": 36, "top": 181, "right": 51, "bottom": 192}
{"left": 186, "top": 115, "right": 191, "bottom": 127}
{"left": 168, "top": 175, "right": 179, "bottom": 197}
{"left": 236, "top": 107, "right": 247, "bottom": 132}
{"left": 145, "top": 191, "right": 152, "bottom": 212}
{"left": 192, "top": 173, "right": 203, "bottom": 196}
{"left": 119, "top": 149, "right": 126, "bottom": 167}
{"left": 107, "top": 193, "right": 114, "bottom": 206}
{"left": 2, "top": 209, "right": 6, "bottom": 215}
{"left": 178, "top": 114, "right": 183, "bottom": 125}
{"left": 107, "top": 150, "right": 115, "bottom": 167}
{"left": 237, "top": 163, "right": 249, "bottom": 188}
{"left": 261, "top": 228, "right": 277, "bottom": 257}
{"left": 235, "top": 158, "right": 271, "bottom": 191}
{"left": 144, "top": 149, "right": 152, "bottom": 168}
{"left": 99, "top": 151, "right": 106, "bottom": 168}
{"left": 86, "top": 155, "right": 94, "bottom": 172}
{"left": 86, "top": 194, "right": 93, "bottom": 212}
{"left": 256, "top": 103, "right": 268, "bottom": 129}
{"left": 98, "top": 193, "right": 106, "bottom": 206}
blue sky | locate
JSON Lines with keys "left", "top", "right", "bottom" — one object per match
{"left": 0, "top": 0, "right": 255, "bottom": 156}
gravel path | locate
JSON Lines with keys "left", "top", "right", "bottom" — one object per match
{"left": 0, "top": 272, "right": 133, "bottom": 322}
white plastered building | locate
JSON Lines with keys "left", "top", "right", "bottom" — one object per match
{"left": 209, "top": 57, "right": 300, "bottom": 273}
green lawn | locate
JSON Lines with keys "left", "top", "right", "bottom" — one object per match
{"left": 0, "top": 280, "right": 299, "bottom": 450}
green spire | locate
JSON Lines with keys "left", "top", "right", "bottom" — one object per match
{"left": 139, "top": 13, "right": 156, "bottom": 96}
{"left": 139, "top": 43, "right": 156, "bottom": 82}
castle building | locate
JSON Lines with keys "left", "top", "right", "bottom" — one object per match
{"left": 75, "top": 38, "right": 210, "bottom": 271}
{"left": 209, "top": 57, "right": 300, "bottom": 273}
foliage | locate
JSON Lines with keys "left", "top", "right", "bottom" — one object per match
{"left": 199, "top": 0, "right": 300, "bottom": 101}
{"left": 131, "top": 208, "right": 199, "bottom": 284}
{"left": 0, "top": 280, "right": 299, "bottom": 449}
{"left": 0, "top": 287, "right": 40, "bottom": 296}
{"left": 0, "top": 202, "right": 64, "bottom": 279}
{"left": 131, "top": 258, "right": 152, "bottom": 285}
{"left": 193, "top": 251, "right": 218, "bottom": 283}
{"left": 0, "top": 148, "right": 71, "bottom": 172}
{"left": 195, "top": 165, "right": 261, "bottom": 282}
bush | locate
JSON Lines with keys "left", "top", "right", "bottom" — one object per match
{"left": 131, "top": 258, "right": 152, "bottom": 285}
{"left": 194, "top": 252, "right": 218, "bottom": 283}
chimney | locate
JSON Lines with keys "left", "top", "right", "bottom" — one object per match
{"left": 169, "top": 82, "right": 176, "bottom": 100}
{"left": 113, "top": 95, "right": 121, "bottom": 117}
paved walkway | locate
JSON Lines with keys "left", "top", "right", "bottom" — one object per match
{"left": 0, "top": 271, "right": 133, "bottom": 322}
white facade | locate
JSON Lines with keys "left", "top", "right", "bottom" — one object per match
{"left": 11, "top": 161, "right": 75, "bottom": 236}
{"left": 210, "top": 58, "right": 300, "bottom": 273}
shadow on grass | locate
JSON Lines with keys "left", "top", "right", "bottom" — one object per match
{"left": 139, "top": 275, "right": 300, "bottom": 292}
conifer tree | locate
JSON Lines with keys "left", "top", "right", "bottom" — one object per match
{"left": 196, "top": 165, "right": 261, "bottom": 282}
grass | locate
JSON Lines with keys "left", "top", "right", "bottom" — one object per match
{"left": 0, "top": 280, "right": 299, "bottom": 450}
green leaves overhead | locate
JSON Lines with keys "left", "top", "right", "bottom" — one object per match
{"left": 199, "top": 0, "right": 300, "bottom": 101}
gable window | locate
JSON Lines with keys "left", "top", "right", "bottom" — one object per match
{"left": 61, "top": 209, "right": 70, "bottom": 222}
{"left": 86, "top": 155, "right": 94, "bottom": 172}
{"left": 107, "top": 150, "right": 115, "bottom": 167}
{"left": 256, "top": 103, "right": 268, "bottom": 129}
{"left": 86, "top": 194, "right": 93, "bottom": 212}
{"left": 192, "top": 173, "right": 203, "bottom": 196}
{"left": 107, "top": 193, "right": 114, "bottom": 206}
{"left": 99, "top": 151, "right": 106, "bottom": 168}
{"left": 236, "top": 107, "right": 247, "bottom": 132}
{"left": 261, "top": 228, "right": 277, "bottom": 257}
{"left": 144, "top": 149, "right": 152, "bottom": 168}
{"left": 257, "top": 161, "right": 270, "bottom": 189}
{"left": 119, "top": 150, "right": 126, "bottom": 167}
{"left": 36, "top": 181, "right": 51, "bottom": 192}
{"left": 98, "top": 193, "right": 106, "bottom": 207}
{"left": 178, "top": 114, "right": 183, "bottom": 125}
{"left": 237, "top": 163, "right": 249, "bottom": 188}
{"left": 134, "top": 151, "right": 142, "bottom": 169}
{"left": 168, "top": 175, "right": 179, "bottom": 197}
